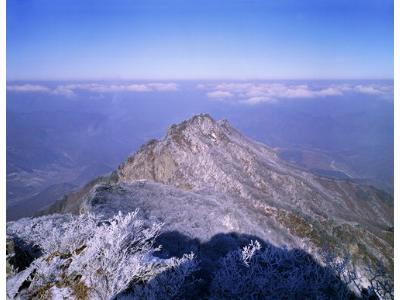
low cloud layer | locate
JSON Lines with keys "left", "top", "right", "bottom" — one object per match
{"left": 7, "top": 84, "right": 51, "bottom": 93}
{"left": 7, "top": 82, "right": 179, "bottom": 97}
{"left": 199, "top": 82, "right": 393, "bottom": 104}
{"left": 7, "top": 81, "right": 393, "bottom": 104}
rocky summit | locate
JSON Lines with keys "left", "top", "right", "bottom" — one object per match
{"left": 47, "top": 114, "right": 393, "bottom": 268}
{"left": 7, "top": 114, "right": 393, "bottom": 299}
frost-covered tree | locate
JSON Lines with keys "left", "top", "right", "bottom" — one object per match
{"left": 363, "top": 263, "right": 394, "bottom": 300}
{"left": 210, "top": 240, "right": 352, "bottom": 299}
{"left": 7, "top": 214, "right": 392, "bottom": 300}
{"left": 117, "top": 253, "right": 198, "bottom": 300}
{"left": 68, "top": 210, "right": 164, "bottom": 298}
{"left": 6, "top": 211, "right": 198, "bottom": 300}
{"left": 6, "top": 213, "right": 92, "bottom": 254}
{"left": 321, "top": 248, "right": 394, "bottom": 300}
{"left": 210, "top": 240, "right": 393, "bottom": 300}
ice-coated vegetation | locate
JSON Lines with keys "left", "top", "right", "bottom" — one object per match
{"left": 7, "top": 210, "right": 393, "bottom": 300}
{"left": 6, "top": 212, "right": 198, "bottom": 299}
{"left": 210, "top": 241, "right": 393, "bottom": 300}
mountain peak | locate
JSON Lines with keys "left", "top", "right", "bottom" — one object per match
{"left": 189, "top": 113, "right": 215, "bottom": 123}
{"left": 40, "top": 114, "right": 393, "bottom": 282}
{"left": 167, "top": 113, "right": 218, "bottom": 137}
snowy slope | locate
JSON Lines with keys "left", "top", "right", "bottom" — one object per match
{"left": 42, "top": 114, "right": 393, "bottom": 273}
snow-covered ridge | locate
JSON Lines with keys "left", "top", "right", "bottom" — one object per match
{"left": 7, "top": 113, "right": 393, "bottom": 299}
{"left": 49, "top": 113, "right": 393, "bottom": 269}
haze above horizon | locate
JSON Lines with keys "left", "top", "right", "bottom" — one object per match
{"left": 7, "top": 0, "right": 393, "bottom": 80}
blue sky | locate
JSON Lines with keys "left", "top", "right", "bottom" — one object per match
{"left": 7, "top": 0, "right": 393, "bottom": 80}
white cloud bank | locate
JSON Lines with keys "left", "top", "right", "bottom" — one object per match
{"left": 200, "top": 82, "right": 393, "bottom": 104}
{"left": 7, "top": 82, "right": 179, "bottom": 97}
{"left": 207, "top": 90, "right": 234, "bottom": 98}
{"left": 7, "top": 84, "right": 50, "bottom": 93}
{"left": 7, "top": 81, "right": 393, "bottom": 104}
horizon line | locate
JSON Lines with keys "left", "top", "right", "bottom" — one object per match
{"left": 6, "top": 77, "right": 395, "bottom": 82}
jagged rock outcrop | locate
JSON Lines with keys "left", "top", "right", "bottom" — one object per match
{"left": 6, "top": 235, "right": 42, "bottom": 278}
{"left": 38, "top": 114, "right": 394, "bottom": 273}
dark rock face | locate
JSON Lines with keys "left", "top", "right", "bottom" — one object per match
{"left": 6, "top": 235, "right": 42, "bottom": 277}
